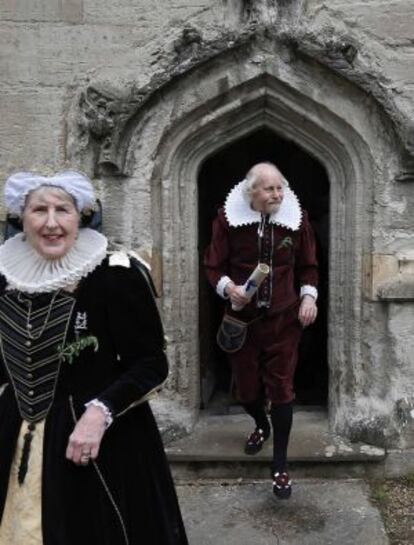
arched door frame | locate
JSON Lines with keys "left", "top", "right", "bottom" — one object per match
{"left": 67, "top": 35, "right": 410, "bottom": 443}
{"left": 151, "top": 72, "right": 375, "bottom": 434}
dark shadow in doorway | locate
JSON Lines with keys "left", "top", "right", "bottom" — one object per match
{"left": 198, "top": 128, "right": 330, "bottom": 411}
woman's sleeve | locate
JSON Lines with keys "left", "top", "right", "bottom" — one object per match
{"left": 0, "top": 360, "right": 8, "bottom": 398}
{"left": 0, "top": 363, "right": 6, "bottom": 387}
{"left": 96, "top": 259, "right": 168, "bottom": 418}
{"left": 0, "top": 280, "right": 8, "bottom": 389}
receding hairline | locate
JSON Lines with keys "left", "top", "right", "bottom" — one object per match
{"left": 247, "top": 162, "right": 283, "bottom": 181}
{"left": 243, "top": 163, "right": 286, "bottom": 198}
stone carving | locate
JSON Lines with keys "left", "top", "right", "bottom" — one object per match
{"left": 73, "top": 25, "right": 413, "bottom": 176}
{"left": 325, "top": 39, "right": 358, "bottom": 66}
{"left": 173, "top": 26, "right": 203, "bottom": 61}
{"left": 75, "top": 27, "right": 260, "bottom": 175}
{"left": 395, "top": 154, "right": 414, "bottom": 183}
{"left": 78, "top": 85, "right": 143, "bottom": 175}
{"left": 242, "top": 0, "right": 277, "bottom": 22}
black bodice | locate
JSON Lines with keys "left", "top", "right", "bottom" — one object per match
{"left": 0, "top": 290, "right": 76, "bottom": 422}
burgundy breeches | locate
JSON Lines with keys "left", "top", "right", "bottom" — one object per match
{"left": 228, "top": 305, "right": 303, "bottom": 404}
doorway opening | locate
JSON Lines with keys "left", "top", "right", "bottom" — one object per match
{"left": 198, "top": 128, "right": 330, "bottom": 412}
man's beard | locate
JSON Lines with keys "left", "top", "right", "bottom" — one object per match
{"left": 266, "top": 202, "right": 281, "bottom": 214}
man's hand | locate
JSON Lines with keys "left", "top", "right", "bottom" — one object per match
{"left": 66, "top": 405, "right": 107, "bottom": 465}
{"left": 225, "top": 282, "right": 250, "bottom": 309}
{"left": 298, "top": 295, "right": 317, "bottom": 327}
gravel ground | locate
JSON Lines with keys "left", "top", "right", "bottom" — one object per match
{"left": 369, "top": 476, "right": 414, "bottom": 545}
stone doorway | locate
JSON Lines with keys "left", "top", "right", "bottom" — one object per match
{"left": 198, "top": 128, "right": 330, "bottom": 411}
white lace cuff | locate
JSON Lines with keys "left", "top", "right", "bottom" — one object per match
{"left": 216, "top": 276, "right": 232, "bottom": 299}
{"left": 300, "top": 285, "right": 318, "bottom": 301}
{"left": 85, "top": 399, "right": 114, "bottom": 428}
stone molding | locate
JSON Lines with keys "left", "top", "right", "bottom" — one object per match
{"left": 69, "top": 28, "right": 414, "bottom": 179}
{"left": 149, "top": 69, "right": 374, "bottom": 435}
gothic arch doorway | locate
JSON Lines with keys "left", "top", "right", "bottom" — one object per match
{"left": 198, "top": 128, "right": 330, "bottom": 409}
{"left": 128, "top": 66, "right": 377, "bottom": 433}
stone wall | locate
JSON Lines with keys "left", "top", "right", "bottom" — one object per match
{"left": 1, "top": 1, "right": 413, "bottom": 451}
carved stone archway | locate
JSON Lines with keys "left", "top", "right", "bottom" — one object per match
{"left": 152, "top": 72, "right": 374, "bottom": 434}
{"left": 68, "top": 37, "right": 412, "bottom": 445}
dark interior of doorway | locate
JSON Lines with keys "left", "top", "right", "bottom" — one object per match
{"left": 198, "top": 128, "right": 330, "bottom": 411}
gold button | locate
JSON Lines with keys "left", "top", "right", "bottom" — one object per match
{"left": 25, "top": 340, "right": 32, "bottom": 347}
{"left": 27, "top": 324, "right": 33, "bottom": 330}
{"left": 27, "top": 372, "right": 33, "bottom": 379}
{"left": 26, "top": 357, "right": 32, "bottom": 363}
{"left": 28, "top": 390, "right": 34, "bottom": 396}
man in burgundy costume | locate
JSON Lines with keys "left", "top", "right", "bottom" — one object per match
{"left": 204, "top": 162, "right": 318, "bottom": 499}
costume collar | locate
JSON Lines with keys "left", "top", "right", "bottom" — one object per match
{"left": 224, "top": 180, "right": 302, "bottom": 231}
{"left": 0, "top": 228, "right": 108, "bottom": 293}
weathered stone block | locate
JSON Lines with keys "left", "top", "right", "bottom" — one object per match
{"left": 309, "top": 0, "right": 414, "bottom": 45}
{"left": 0, "top": 22, "right": 155, "bottom": 86}
{"left": 0, "top": 0, "right": 83, "bottom": 23}
{"left": 0, "top": 89, "right": 64, "bottom": 177}
{"left": 83, "top": 0, "right": 211, "bottom": 25}
{"left": 364, "top": 253, "right": 414, "bottom": 300}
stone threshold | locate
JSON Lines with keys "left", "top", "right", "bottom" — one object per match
{"left": 166, "top": 410, "right": 386, "bottom": 479}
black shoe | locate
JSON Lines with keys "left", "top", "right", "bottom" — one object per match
{"left": 244, "top": 426, "right": 270, "bottom": 455}
{"left": 273, "top": 472, "right": 292, "bottom": 499}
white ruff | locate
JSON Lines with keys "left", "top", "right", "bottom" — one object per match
{"left": 0, "top": 229, "right": 108, "bottom": 293}
{"left": 224, "top": 180, "right": 302, "bottom": 231}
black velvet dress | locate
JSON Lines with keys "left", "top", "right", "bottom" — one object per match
{"left": 0, "top": 256, "right": 188, "bottom": 545}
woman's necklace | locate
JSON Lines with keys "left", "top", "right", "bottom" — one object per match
{"left": 18, "top": 289, "right": 61, "bottom": 340}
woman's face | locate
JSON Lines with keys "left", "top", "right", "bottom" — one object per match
{"left": 22, "top": 187, "right": 80, "bottom": 260}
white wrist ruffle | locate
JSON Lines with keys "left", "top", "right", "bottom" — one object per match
{"left": 216, "top": 276, "right": 232, "bottom": 299}
{"left": 300, "top": 285, "right": 318, "bottom": 301}
{"left": 85, "top": 399, "right": 113, "bottom": 428}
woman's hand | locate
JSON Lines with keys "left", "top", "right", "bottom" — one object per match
{"left": 225, "top": 282, "right": 250, "bottom": 309}
{"left": 298, "top": 295, "right": 318, "bottom": 327}
{"left": 66, "top": 405, "right": 107, "bottom": 465}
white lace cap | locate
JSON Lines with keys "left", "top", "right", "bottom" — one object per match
{"left": 4, "top": 171, "right": 96, "bottom": 215}
{"left": 224, "top": 179, "right": 302, "bottom": 231}
{"left": 0, "top": 229, "right": 108, "bottom": 293}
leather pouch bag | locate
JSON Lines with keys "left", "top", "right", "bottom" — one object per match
{"left": 216, "top": 314, "right": 248, "bottom": 353}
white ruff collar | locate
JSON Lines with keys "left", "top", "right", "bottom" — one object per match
{"left": 0, "top": 228, "right": 108, "bottom": 293}
{"left": 224, "top": 180, "right": 302, "bottom": 231}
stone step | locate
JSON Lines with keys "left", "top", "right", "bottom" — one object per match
{"left": 166, "top": 410, "right": 386, "bottom": 480}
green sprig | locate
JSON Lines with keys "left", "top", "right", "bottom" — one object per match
{"left": 277, "top": 236, "right": 293, "bottom": 250}
{"left": 59, "top": 335, "right": 99, "bottom": 364}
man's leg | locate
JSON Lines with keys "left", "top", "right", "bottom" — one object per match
{"left": 270, "top": 401, "right": 293, "bottom": 474}
{"left": 228, "top": 325, "right": 270, "bottom": 453}
{"left": 243, "top": 398, "right": 270, "bottom": 435}
{"left": 262, "top": 307, "right": 302, "bottom": 497}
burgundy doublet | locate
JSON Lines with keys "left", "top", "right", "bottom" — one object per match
{"left": 205, "top": 206, "right": 318, "bottom": 404}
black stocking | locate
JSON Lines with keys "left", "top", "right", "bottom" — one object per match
{"left": 270, "top": 402, "right": 293, "bottom": 474}
{"left": 242, "top": 399, "right": 270, "bottom": 433}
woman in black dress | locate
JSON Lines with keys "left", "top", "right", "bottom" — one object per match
{"left": 0, "top": 171, "right": 188, "bottom": 545}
